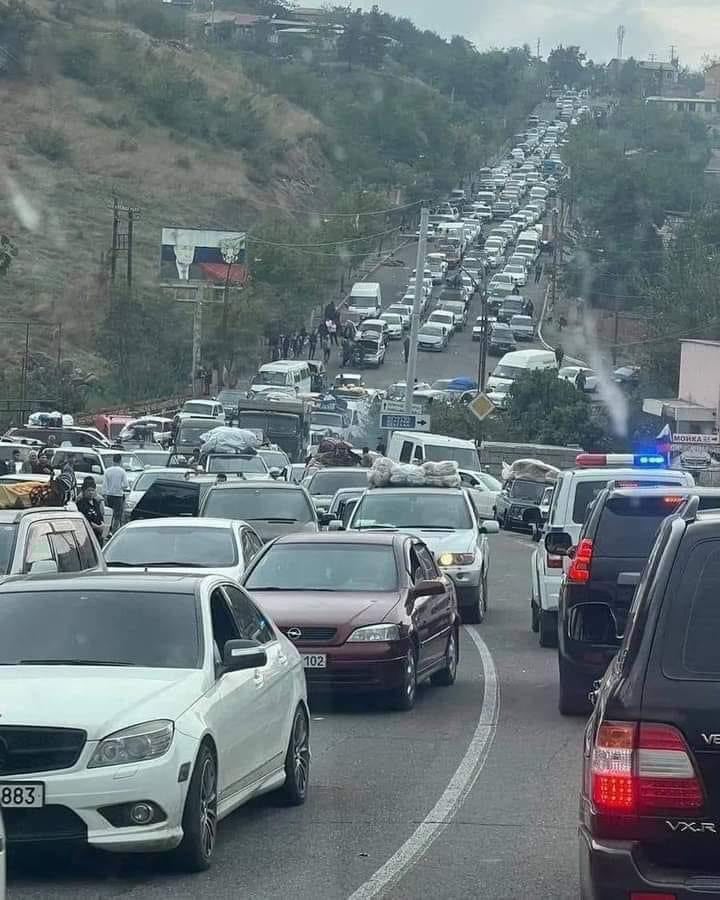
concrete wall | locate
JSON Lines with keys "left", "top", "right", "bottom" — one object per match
{"left": 679, "top": 342, "right": 720, "bottom": 410}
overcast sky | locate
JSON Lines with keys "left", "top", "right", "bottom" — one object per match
{"left": 362, "top": 0, "right": 719, "bottom": 68}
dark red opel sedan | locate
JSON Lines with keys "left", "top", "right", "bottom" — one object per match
{"left": 243, "top": 532, "right": 459, "bottom": 710}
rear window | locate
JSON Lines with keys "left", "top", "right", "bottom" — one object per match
{"left": 594, "top": 495, "right": 684, "bottom": 558}
{"left": 572, "top": 478, "right": 686, "bottom": 525}
{"left": 663, "top": 539, "right": 720, "bottom": 680}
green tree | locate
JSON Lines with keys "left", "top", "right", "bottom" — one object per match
{"left": 361, "top": 4, "right": 386, "bottom": 70}
{"left": 617, "top": 58, "right": 640, "bottom": 96}
{"left": 0, "top": 233, "right": 17, "bottom": 275}
{"left": 336, "top": 7, "right": 363, "bottom": 71}
{"left": 547, "top": 44, "right": 586, "bottom": 87}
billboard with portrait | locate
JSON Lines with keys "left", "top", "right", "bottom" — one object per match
{"left": 160, "top": 227, "right": 248, "bottom": 284}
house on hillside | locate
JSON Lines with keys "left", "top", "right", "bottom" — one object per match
{"left": 606, "top": 56, "right": 679, "bottom": 97}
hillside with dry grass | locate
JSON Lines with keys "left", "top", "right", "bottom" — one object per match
{"left": 0, "top": 0, "right": 543, "bottom": 410}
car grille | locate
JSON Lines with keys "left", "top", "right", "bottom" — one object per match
{"left": 0, "top": 726, "right": 87, "bottom": 776}
{"left": 4, "top": 805, "right": 87, "bottom": 844}
{"left": 280, "top": 626, "right": 337, "bottom": 643}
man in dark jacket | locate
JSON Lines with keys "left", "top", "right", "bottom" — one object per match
{"left": 77, "top": 477, "right": 105, "bottom": 546}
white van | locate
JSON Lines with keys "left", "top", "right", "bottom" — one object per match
{"left": 249, "top": 360, "right": 312, "bottom": 397}
{"left": 387, "top": 431, "right": 481, "bottom": 472}
{"left": 486, "top": 349, "right": 557, "bottom": 393}
{"left": 347, "top": 282, "right": 382, "bottom": 320}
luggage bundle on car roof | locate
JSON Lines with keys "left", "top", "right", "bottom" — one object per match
{"left": 501, "top": 458, "right": 560, "bottom": 483}
{"left": 199, "top": 427, "right": 259, "bottom": 456}
{"left": 368, "top": 458, "right": 461, "bottom": 489}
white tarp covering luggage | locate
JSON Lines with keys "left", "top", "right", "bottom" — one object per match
{"left": 200, "top": 427, "right": 259, "bottom": 456}
{"left": 501, "top": 458, "right": 560, "bottom": 483}
{"left": 368, "top": 458, "right": 461, "bottom": 488}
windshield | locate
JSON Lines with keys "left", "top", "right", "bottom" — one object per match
{"left": 0, "top": 524, "right": 17, "bottom": 575}
{"left": 182, "top": 402, "right": 216, "bottom": 415}
{"left": 492, "top": 364, "right": 524, "bottom": 379}
{"left": 206, "top": 455, "right": 268, "bottom": 474}
{"left": 252, "top": 371, "right": 290, "bottom": 386}
{"left": 132, "top": 469, "right": 192, "bottom": 492}
{"left": 509, "top": 480, "right": 546, "bottom": 502}
{"left": 203, "top": 487, "right": 314, "bottom": 523}
{"left": 307, "top": 470, "right": 368, "bottom": 495}
{"left": 245, "top": 544, "right": 398, "bottom": 592}
{"left": 423, "top": 445, "right": 481, "bottom": 469}
{"left": 100, "top": 452, "right": 144, "bottom": 472}
{"left": 0, "top": 590, "right": 201, "bottom": 668}
{"left": 106, "top": 525, "right": 237, "bottom": 568}
{"left": 421, "top": 325, "right": 445, "bottom": 336}
{"left": 352, "top": 492, "right": 472, "bottom": 530}
{"left": 259, "top": 450, "right": 291, "bottom": 470}
{"left": 311, "top": 412, "right": 345, "bottom": 428}
{"left": 178, "top": 424, "right": 217, "bottom": 444}
{"left": 237, "top": 412, "right": 299, "bottom": 435}
{"left": 217, "top": 391, "right": 244, "bottom": 406}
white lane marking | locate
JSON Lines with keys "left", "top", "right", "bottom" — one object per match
{"left": 347, "top": 626, "right": 499, "bottom": 900}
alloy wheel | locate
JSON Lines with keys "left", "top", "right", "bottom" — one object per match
{"left": 292, "top": 711, "right": 310, "bottom": 798}
{"left": 199, "top": 755, "right": 217, "bottom": 860}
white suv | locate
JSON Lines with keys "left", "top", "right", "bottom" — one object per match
{"left": 530, "top": 463, "right": 694, "bottom": 647}
{"left": 347, "top": 487, "right": 499, "bottom": 623}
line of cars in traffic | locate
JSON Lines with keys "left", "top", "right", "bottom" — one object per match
{"left": 0, "top": 411, "right": 508, "bottom": 878}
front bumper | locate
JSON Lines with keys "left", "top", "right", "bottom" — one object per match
{"left": 299, "top": 641, "right": 409, "bottom": 693}
{"left": 0, "top": 734, "right": 197, "bottom": 852}
{"left": 441, "top": 564, "right": 482, "bottom": 591}
{"left": 578, "top": 825, "right": 720, "bottom": 899}
{"left": 418, "top": 343, "right": 444, "bottom": 351}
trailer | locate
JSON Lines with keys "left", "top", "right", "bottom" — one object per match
{"left": 479, "top": 441, "right": 582, "bottom": 478}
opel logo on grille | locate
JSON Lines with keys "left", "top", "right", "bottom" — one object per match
{"left": 287, "top": 627, "right": 302, "bottom": 641}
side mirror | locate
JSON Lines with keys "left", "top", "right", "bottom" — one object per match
{"left": 318, "top": 511, "right": 332, "bottom": 527}
{"left": 544, "top": 530, "right": 572, "bottom": 556}
{"left": 567, "top": 603, "right": 622, "bottom": 645}
{"left": 269, "top": 468, "right": 282, "bottom": 480}
{"left": 479, "top": 520, "right": 500, "bottom": 535}
{"left": 222, "top": 639, "right": 267, "bottom": 673}
{"left": 91, "top": 465, "right": 102, "bottom": 475}
{"left": 327, "top": 519, "right": 344, "bottom": 531}
{"left": 411, "top": 579, "right": 445, "bottom": 599}
{"left": 28, "top": 559, "right": 58, "bottom": 575}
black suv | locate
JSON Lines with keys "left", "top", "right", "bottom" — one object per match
{"left": 554, "top": 486, "right": 689, "bottom": 716}
{"left": 580, "top": 496, "right": 720, "bottom": 898}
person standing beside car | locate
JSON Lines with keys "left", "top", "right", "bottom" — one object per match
{"left": 104, "top": 454, "right": 129, "bottom": 534}
{"left": 77, "top": 477, "right": 105, "bottom": 546}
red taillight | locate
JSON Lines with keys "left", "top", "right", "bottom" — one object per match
{"left": 567, "top": 538, "right": 593, "bottom": 583}
{"left": 547, "top": 553, "right": 563, "bottom": 569}
{"left": 630, "top": 894, "right": 676, "bottom": 900}
{"left": 590, "top": 720, "right": 704, "bottom": 823}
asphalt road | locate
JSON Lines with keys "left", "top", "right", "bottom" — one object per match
{"left": 9, "top": 533, "right": 584, "bottom": 900}
{"left": 8, "top": 205, "right": 588, "bottom": 900}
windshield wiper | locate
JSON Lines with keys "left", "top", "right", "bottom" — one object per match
{"left": 18, "top": 659, "right": 132, "bottom": 666}
{"left": 259, "top": 518, "right": 299, "bottom": 524}
{"left": 108, "top": 561, "right": 206, "bottom": 568}
{"left": 250, "top": 586, "right": 336, "bottom": 592}
{"left": 415, "top": 526, "right": 455, "bottom": 531}
{"left": 356, "top": 524, "right": 398, "bottom": 530}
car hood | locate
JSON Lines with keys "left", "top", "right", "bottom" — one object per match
{"left": 0, "top": 667, "right": 206, "bottom": 739}
{"left": 393, "top": 528, "right": 476, "bottom": 556}
{"left": 249, "top": 590, "right": 401, "bottom": 632}
{"left": 419, "top": 333, "right": 443, "bottom": 343}
{"left": 105, "top": 563, "right": 241, "bottom": 578}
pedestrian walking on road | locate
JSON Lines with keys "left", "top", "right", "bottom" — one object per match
{"left": 555, "top": 344, "right": 564, "bottom": 368}
{"left": 403, "top": 334, "right": 410, "bottom": 364}
{"left": 307, "top": 330, "right": 317, "bottom": 360}
{"left": 575, "top": 369, "right": 587, "bottom": 392}
{"left": 534, "top": 261, "right": 543, "bottom": 284}
{"left": 77, "top": 477, "right": 105, "bottom": 547}
{"left": 341, "top": 337, "right": 352, "bottom": 369}
{"left": 512, "top": 283, "right": 520, "bottom": 295}
{"left": 322, "top": 337, "right": 331, "bottom": 365}
{"left": 104, "top": 454, "right": 129, "bottom": 535}
{"left": 281, "top": 333, "right": 291, "bottom": 359}
{"left": 327, "top": 319, "right": 338, "bottom": 346}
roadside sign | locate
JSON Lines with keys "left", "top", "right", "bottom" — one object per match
{"left": 381, "top": 399, "right": 423, "bottom": 416}
{"left": 380, "top": 413, "right": 430, "bottom": 432}
{"left": 468, "top": 392, "right": 495, "bottom": 422}
{"left": 673, "top": 433, "right": 719, "bottom": 445}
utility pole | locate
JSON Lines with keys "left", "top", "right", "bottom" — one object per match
{"left": 612, "top": 296, "right": 620, "bottom": 367}
{"left": 108, "top": 197, "right": 140, "bottom": 287}
{"left": 19, "top": 323, "right": 30, "bottom": 415}
{"left": 550, "top": 205, "right": 559, "bottom": 313}
{"left": 127, "top": 208, "right": 135, "bottom": 286}
{"left": 192, "top": 285, "right": 204, "bottom": 395}
{"left": 110, "top": 196, "right": 119, "bottom": 281}
{"left": 478, "top": 290, "right": 489, "bottom": 390}
{"left": 405, "top": 206, "right": 429, "bottom": 413}
{"left": 536, "top": 37, "right": 541, "bottom": 60}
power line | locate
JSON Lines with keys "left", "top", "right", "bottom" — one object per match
{"left": 248, "top": 197, "right": 424, "bottom": 219}
{"left": 246, "top": 224, "right": 401, "bottom": 249}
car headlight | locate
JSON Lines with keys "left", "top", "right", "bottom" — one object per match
{"left": 438, "top": 552, "right": 475, "bottom": 567}
{"left": 347, "top": 624, "right": 401, "bottom": 642}
{"left": 88, "top": 720, "right": 174, "bottom": 768}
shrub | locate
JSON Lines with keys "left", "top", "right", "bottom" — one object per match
{"left": 25, "top": 124, "right": 71, "bottom": 161}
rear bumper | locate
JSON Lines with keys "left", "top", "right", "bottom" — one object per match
{"left": 579, "top": 825, "right": 720, "bottom": 899}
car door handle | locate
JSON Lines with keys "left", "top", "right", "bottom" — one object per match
{"left": 253, "top": 670, "right": 264, "bottom": 687}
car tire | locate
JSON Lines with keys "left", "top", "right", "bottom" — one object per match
{"left": 558, "top": 660, "right": 590, "bottom": 717}
{"left": 174, "top": 742, "right": 217, "bottom": 872}
{"left": 389, "top": 648, "right": 417, "bottom": 711}
{"left": 275, "top": 705, "right": 310, "bottom": 806}
{"left": 530, "top": 598, "right": 539, "bottom": 633}
{"left": 461, "top": 577, "right": 485, "bottom": 624}
{"left": 539, "top": 609, "right": 557, "bottom": 648}
{"left": 431, "top": 626, "right": 459, "bottom": 687}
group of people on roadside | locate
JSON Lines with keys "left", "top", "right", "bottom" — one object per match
{"left": 269, "top": 303, "right": 345, "bottom": 365}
